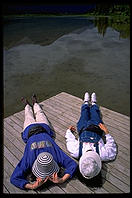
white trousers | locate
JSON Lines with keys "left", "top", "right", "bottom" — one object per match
{"left": 23, "top": 103, "right": 50, "bottom": 130}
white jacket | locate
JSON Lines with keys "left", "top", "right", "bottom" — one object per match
{"left": 65, "top": 129, "right": 117, "bottom": 161}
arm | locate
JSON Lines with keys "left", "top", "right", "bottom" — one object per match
{"left": 10, "top": 157, "right": 29, "bottom": 189}
{"left": 10, "top": 144, "right": 32, "bottom": 189}
{"left": 98, "top": 123, "right": 117, "bottom": 161}
{"left": 98, "top": 123, "right": 109, "bottom": 134}
{"left": 25, "top": 183, "right": 33, "bottom": 190}
{"left": 57, "top": 150, "right": 78, "bottom": 179}
{"left": 54, "top": 137, "right": 78, "bottom": 179}
{"left": 65, "top": 127, "right": 79, "bottom": 159}
{"left": 60, "top": 173, "right": 70, "bottom": 183}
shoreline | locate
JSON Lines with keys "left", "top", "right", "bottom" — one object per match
{"left": 3, "top": 13, "right": 130, "bottom": 20}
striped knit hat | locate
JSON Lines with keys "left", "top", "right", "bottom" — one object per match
{"left": 32, "top": 152, "right": 60, "bottom": 179}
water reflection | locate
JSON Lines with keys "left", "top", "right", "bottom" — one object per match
{"left": 94, "top": 17, "right": 130, "bottom": 39}
{"left": 4, "top": 16, "right": 130, "bottom": 117}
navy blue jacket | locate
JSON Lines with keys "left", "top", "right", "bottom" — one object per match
{"left": 10, "top": 123, "right": 77, "bottom": 190}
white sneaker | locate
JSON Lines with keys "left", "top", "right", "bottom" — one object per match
{"left": 91, "top": 92, "right": 97, "bottom": 105}
{"left": 84, "top": 92, "right": 90, "bottom": 104}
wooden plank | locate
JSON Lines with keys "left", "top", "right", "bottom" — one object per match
{"left": 4, "top": 134, "right": 23, "bottom": 160}
{"left": 103, "top": 123, "right": 129, "bottom": 143}
{"left": 4, "top": 121, "right": 25, "bottom": 146}
{"left": 14, "top": 110, "right": 25, "bottom": 122}
{"left": 4, "top": 116, "right": 23, "bottom": 132}
{"left": 103, "top": 163, "right": 130, "bottom": 186}
{"left": 4, "top": 171, "right": 23, "bottom": 194}
{"left": 100, "top": 106, "right": 130, "bottom": 123}
{"left": 57, "top": 180, "right": 83, "bottom": 193}
{"left": 68, "top": 177, "right": 94, "bottom": 193}
{"left": 37, "top": 188, "right": 51, "bottom": 194}
{"left": 116, "top": 147, "right": 130, "bottom": 162}
{"left": 3, "top": 170, "right": 35, "bottom": 194}
{"left": 102, "top": 117, "right": 130, "bottom": 136}
{"left": 37, "top": 178, "right": 80, "bottom": 194}
{"left": 4, "top": 157, "right": 17, "bottom": 179}
{"left": 10, "top": 114, "right": 24, "bottom": 128}
{"left": 4, "top": 128, "right": 25, "bottom": 152}
{"left": 3, "top": 185, "right": 9, "bottom": 194}
{"left": 46, "top": 183, "right": 65, "bottom": 193}
{"left": 108, "top": 159, "right": 130, "bottom": 178}
{"left": 4, "top": 146, "right": 19, "bottom": 168}
{"left": 102, "top": 180, "right": 124, "bottom": 193}
{"left": 102, "top": 169, "right": 129, "bottom": 193}
{"left": 37, "top": 187, "right": 51, "bottom": 194}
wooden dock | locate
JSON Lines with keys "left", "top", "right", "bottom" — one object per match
{"left": 3, "top": 92, "right": 130, "bottom": 194}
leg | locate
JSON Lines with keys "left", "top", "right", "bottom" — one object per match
{"left": 77, "top": 104, "right": 91, "bottom": 133}
{"left": 90, "top": 92, "right": 103, "bottom": 125}
{"left": 90, "top": 104, "right": 103, "bottom": 126}
{"left": 33, "top": 103, "right": 50, "bottom": 126}
{"left": 23, "top": 104, "right": 36, "bottom": 130}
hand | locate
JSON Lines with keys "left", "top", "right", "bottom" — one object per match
{"left": 49, "top": 173, "right": 63, "bottom": 184}
{"left": 69, "top": 126, "right": 76, "bottom": 132}
{"left": 25, "top": 177, "right": 49, "bottom": 190}
{"left": 49, "top": 173, "right": 70, "bottom": 184}
{"left": 32, "top": 177, "right": 48, "bottom": 189}
{"left": 98, "top": 123, "right": 109, "bottom": 134}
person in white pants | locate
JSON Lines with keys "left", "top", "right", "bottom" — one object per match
{"left": 23, "top": 95, "right": 50, "bottom": 130}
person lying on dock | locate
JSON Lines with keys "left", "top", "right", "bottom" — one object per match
{"left": 10, "top": 94, "right": 77, "bottom": 190}
{"left": 65, "top": 92, "right": 117, "bottom": 179}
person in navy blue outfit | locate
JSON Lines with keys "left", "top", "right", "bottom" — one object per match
{"left": 65, "top": 92, "right": 117, "bottom": 179}
{"left": 10, "top": 94, "right": 77, "bottom": 190}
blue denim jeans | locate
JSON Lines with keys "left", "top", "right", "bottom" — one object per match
{"left": 77, "top": 104, "right": 103, "bottom": 134}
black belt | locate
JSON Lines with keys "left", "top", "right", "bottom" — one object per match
{"left": 28, "top": 124, "right": 47, "bottom": 138}
{"left": 79, "top": 124, "right": 104, "bottom": 136}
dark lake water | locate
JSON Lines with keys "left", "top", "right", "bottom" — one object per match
{"left": 3, "top": 16, "right": 130, "bottom": 118}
